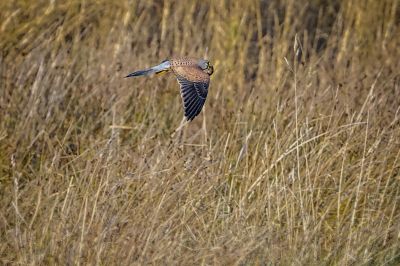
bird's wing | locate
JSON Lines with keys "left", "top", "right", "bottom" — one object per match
{"left": 175, "top": 67, "right": 210, "bottom": 121}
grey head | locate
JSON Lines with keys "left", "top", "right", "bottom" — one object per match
{"left": 197, "top": 59, "right": 214, "bottom": 76}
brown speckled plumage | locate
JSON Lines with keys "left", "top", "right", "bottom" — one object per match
{"left": 169, "top": 58, "right": 209, "bottom": 82}
{"left": 125, "top": 57, "right": 213, "bottom": 121}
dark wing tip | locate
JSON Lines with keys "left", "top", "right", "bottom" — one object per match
{"left": 181, "top": 89, "right": 207, "bottom": 121}
{"left": 185, "top": 98, "right": 204, "bottom": 121}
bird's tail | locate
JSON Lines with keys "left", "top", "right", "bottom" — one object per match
{"left": 125, "top": 60, "right": 171, "bottom": 78}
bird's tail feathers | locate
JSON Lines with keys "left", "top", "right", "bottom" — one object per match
{"left": 125, "top": 60, "right": 171, "bottom": 78}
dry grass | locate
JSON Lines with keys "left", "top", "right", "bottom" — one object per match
{"left": 1, "top": 0, "right": 400, "bottom": 265}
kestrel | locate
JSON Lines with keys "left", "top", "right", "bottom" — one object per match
{"left": 125, "top": 58, "right": 214, "bottom": 121}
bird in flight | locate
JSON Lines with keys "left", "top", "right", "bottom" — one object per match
{"left": 125, "top": 58, "right": 214, "bottom": 121}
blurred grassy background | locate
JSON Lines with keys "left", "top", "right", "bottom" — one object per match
{"left": 1, "top": 0, "right": 400, "bottom": 264}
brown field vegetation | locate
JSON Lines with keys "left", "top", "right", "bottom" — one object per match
{"left": 1, "top": 0, "right": 400, "bottom": 264}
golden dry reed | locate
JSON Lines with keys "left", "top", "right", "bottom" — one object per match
{"left": 1, "top": 0, "right": 399, "bottom": 265}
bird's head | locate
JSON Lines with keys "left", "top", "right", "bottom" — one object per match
{"left": 198, "top": 59, "right": 214, "bottom": 76}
